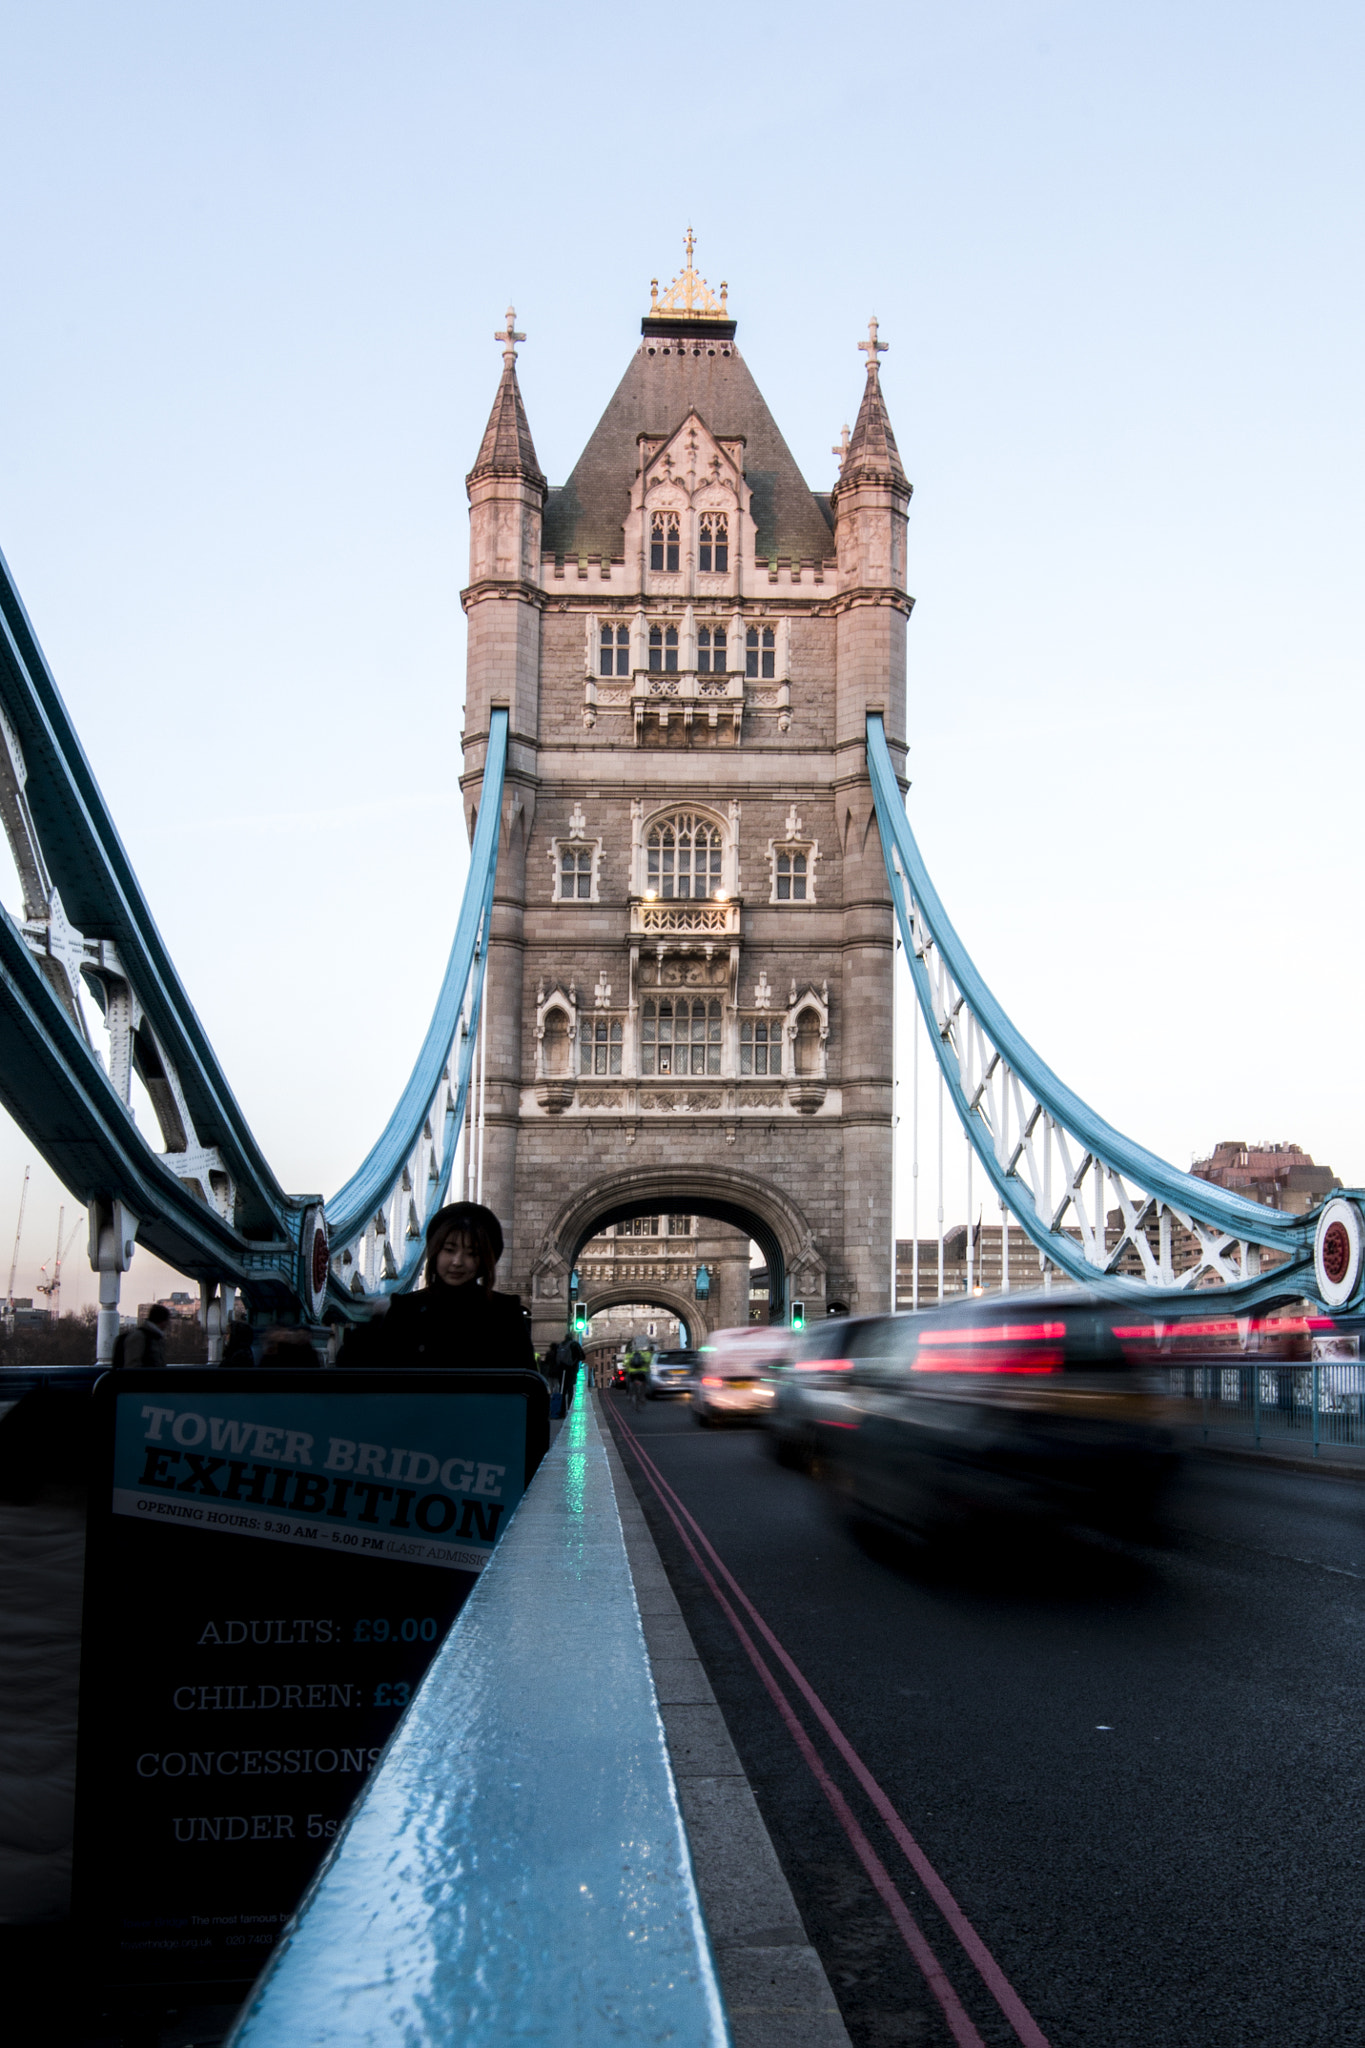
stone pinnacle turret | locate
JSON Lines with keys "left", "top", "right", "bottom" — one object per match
{"left": 833, "top": 317, "right": 907, "bottom": 498}
{"left": 467, "top": 307, "right": 547, "bottom": 492}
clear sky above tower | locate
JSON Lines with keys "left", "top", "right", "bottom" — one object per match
{"left": 0, "top": 0, "right": 1361, "bottom": 1307}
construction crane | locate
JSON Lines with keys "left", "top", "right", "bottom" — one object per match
{"left": 36, "top": 1205, "right": 82, "bottom": 1322}
{"left": 7, "top": 1166, "right": 30, "bottom": 1312}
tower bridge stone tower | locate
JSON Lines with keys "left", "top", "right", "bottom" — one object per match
{"left": 459, "top": 246, "right": 911, "bottom": 1349}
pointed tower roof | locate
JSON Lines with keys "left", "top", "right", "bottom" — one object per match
{"left": 543, "top": 244, "right": 834, "bottom": 564}
{"left": 468, "top": 307, "right": 547, "bottom": 493}
{"left": 836, "top": 318, "right": 908, "bottom": 494}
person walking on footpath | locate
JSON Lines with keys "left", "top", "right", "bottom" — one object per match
{"left": 561, "top": 1331, "right": 585, "bottom": 1409}
{"left": 112, "top": 1301, "right": 171, "bottom": 1369}
{"left": 338, "top": 1202, "right": 535, "bottom": 1372}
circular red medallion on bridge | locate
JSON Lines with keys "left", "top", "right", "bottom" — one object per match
{"left": 1322, "top": 1221, "right": 1351, "bottom": 1286}
{"left": 312, "top": 1224, "right": 329, "bottom": 1296}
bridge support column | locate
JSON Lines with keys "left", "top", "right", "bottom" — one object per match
{"left": 201, "top": 1280, "right": 236, "bottom": 1365}
{"left": 88, "top": 1198, "right": 138, "bottom": 1365}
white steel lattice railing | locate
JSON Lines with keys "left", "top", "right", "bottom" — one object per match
{"left": 866, "top": 715, "right": 1318, "bottom": 1307}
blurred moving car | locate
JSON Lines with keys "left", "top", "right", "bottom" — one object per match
{"left": 770, "top": 1292, "right": 1179, "bottom": 1539}
{"left": 648, "top": 1348, "right": 698, "bottom": 1399}
{"left": 691, "top": 1326, "right": 781, "bottom": 1425}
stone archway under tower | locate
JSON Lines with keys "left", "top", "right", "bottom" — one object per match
{"left": 581, "top": 1283, "right": 710, "bottom": 1352}
{"left": 528, "top": 1164, "right": 827, "bottom": 1353}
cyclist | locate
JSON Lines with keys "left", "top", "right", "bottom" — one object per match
{"left": 624, "top": 1342, "right": 650, "bottom": 1410}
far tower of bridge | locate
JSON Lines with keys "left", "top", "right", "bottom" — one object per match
{"left": 458, "top": 239, "right": 912, "bottom": 1348}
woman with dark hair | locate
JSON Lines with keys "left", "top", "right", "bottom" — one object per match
{"left": 339, "top": 1202, "right": 535, "bottom": 1371}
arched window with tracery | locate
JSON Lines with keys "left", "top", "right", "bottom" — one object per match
{"left": 650, "top": 512, "right": 680, "bottom": 573}
{"left": 699, "top": 513, "right": 728, "bottom": 574}
{"left": 641, "top": 997, "right": 722, "bottom": 1077}
{"left": 645, "top": 812, "right": 724, "bottom": 899}
{"left": 697, "top": 624, "right": 727, "bottom": 673}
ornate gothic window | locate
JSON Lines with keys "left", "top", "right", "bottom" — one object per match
{"left": 699, "top": 513, "right": 728, "bottom": 574}
{"left": 620, "top": 1216, "right": 661, "bottom": 1236}
{"left": 650, "top": 512, "right": 681, "bottom": 573}
{"left": 560, "top": 846, "right": 594, "bottom": 899}
{"left": 599, "top": 623, "right": 630, "bottom": 677}
{"left": 746, "top": 626, "right": 776, "bottom": 679}
{"left": 646, "top": 813, "right": 723, "bottom": 899}
{"left": 648, "top": 625, "right": 679, "bottom": 673}
{"left": 668, "top": 1215, "right": 694, "bottom": 1236}
{"left": 768, "top": 810, "right": 818, "bottom": 905}
{"left": 775, "top": 850, "right": 807, "bottom": 901}
{"left": 697, "top": 625, "right": 728, "bottom": 674}
{"left": 578, "top": 1017, "right": 623, "bottom": 1075}
{"left": 740, "top": 1019, "right": 777, "bottom": 1076}
{"left": 641, "top": 997, "right": 722, "bottom": 1076}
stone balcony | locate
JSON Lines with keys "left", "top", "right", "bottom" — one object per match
{"left": 633, "top": 669, "right": 745, "bottom": 739}
{"left": 629, "top": 896, "right": 742, "bottom": 940}
{"left": 582, "top": 667, "right": 792, "bottom": 741}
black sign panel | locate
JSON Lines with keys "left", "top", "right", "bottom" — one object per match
{"left": 73, "top": 1367, "right": 548, "bottom": 1995}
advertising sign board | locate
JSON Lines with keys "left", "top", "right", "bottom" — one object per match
{"left": 74, "top": 1367, "right": 548, "bottom": 1995}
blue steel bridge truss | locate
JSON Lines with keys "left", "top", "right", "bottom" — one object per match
{"left": 0, "top": 535, "right": 1353, "bottom": 1347}
{"left": 865, "top": 715, "right": 1339, "bottom": 1312}
{"left": 0, "top": 543, "right": 504, "bottom": 1352}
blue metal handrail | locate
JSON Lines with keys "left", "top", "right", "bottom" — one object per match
{"left": 866, "top": 713, "right": 1316, "bottom": 1300}
{"left": 225, "top": 1388, "right": 730, "bottom": 2046}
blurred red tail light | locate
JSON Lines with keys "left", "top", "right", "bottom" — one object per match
{"left": 793, "top": 1358, "right": 855, "bottom": 1373}
{"left": 912, "top": 1322, "right": 1064, "bottom": 1375}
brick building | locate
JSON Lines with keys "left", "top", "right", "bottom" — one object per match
{"left": 458, "top": 244, "right": 910, "bottom": 1349}
{"left": 1191, "top": 1142, "right": 1340, "bottom": 1216}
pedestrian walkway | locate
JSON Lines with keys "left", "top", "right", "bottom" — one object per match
{"left": 1192, "top": 1431, "right": 1365, "bottom": 1483}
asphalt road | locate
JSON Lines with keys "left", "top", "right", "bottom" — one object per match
{"left": 603, "top": 1390, "right": 1365, "bottom": 2048}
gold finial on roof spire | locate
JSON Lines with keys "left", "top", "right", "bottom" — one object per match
{"left": 650, "top": 228, "right": 729, "bottom": 321}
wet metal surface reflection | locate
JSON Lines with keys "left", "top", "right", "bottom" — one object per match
{"left": 226, "top": 1386, "right": 728, "bottom": 2045}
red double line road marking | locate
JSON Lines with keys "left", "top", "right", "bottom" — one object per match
{"left": 610, "top": 1406, "right": 1051, "bottom": 2048}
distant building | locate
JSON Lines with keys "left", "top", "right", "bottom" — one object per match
{"left": 893, "top": 1147, "right": 1342, "bottom": 1306}
{"left": 136, "top": 1291, "right": 200, "bottom": 1323}
{"left": 1191, "top": 1142, "right": 1340, "bottom": 1216}
{"left": 896, "top": 1225, "right": 1048, "bottom": 1307}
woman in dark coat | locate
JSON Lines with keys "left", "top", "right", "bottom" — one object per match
{"left": 342, "top": 1203, "right": 535, "bottom": 1372}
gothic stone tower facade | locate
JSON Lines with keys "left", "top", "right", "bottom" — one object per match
{"left": 460, "top": 255, "right": 911, "bottom": 1348}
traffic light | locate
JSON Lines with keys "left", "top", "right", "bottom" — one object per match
{"left": 572, "top": 1307, "right": 588, "bottom": 1338}
{"left": 791, "top": 1301, "right": 806, "bottom": 1331}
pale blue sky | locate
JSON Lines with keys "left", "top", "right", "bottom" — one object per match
{"left": 1, "top": 2, "right": 1361, "bottom": 1306}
